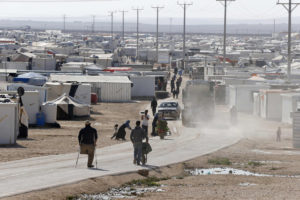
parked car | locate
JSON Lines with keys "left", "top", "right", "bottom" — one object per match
{"left": 157, "top": 101, "right": 181, "bottom": 120}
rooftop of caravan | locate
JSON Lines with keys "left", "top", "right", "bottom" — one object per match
{"left": 50, "top": 75, "right": 132, "bottom": 84}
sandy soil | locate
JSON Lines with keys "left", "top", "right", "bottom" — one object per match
{"left": 3, "top": 109, "right": 300, "bottom": 200}
{"left": 0, "top": 101, "right": 149, "bottom": 162}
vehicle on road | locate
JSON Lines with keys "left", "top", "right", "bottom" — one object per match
{"left": 157, "top": 101, "right": 181, "bottom": 120}
{"left": 182, "top": 80, "right": 215, "bottom": 127}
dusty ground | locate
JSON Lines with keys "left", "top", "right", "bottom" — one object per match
{"left": 3, "top": 110, "right": 300, "bottom": 200}
{"left": 0, "top": 101, "right": 149, "bottom": 162}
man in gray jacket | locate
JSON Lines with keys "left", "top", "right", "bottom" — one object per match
{"left": 130, "top": 121, "right": 148, "bottom": 165}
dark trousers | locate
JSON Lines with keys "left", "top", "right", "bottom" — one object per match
{"left": 152, "top": 107, "right": 156, "bottom": 116}
{"left": 18, "top": 124, "right": 28, "bottom": 139}
{"left": 133, "top": 142, "right": 142, "bottom": 164}
{"left": 80, "top": 144, "right": 95, "bottom": 167}
{"left": 142, "top": 125, "right": 148, "bottom": 135}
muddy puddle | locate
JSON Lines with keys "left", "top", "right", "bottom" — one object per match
{"left": 77, "top": 186, "right": 165, "bottom": 200}
{"left": 186, "top": 168, "right": 300, "bottom": 178}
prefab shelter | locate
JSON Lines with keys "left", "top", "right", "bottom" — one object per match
{"left": 260, "top": 89, "right": 292, "bottom": 121}
{"left": 45, "top": 82, "right": 91, "bottom": 105}
{"left": 229, "top": 84, "right": 269, "bottom": 113}
{"left": 253, "top": 92, "right": 261, "bottom": 116}
{"left": 281, "top": 93, "right": 300, "bottom": 124}
{"left": 50, "top": 75, "right": 132, "bottom": 102}
{"left": 0, "top": 102, "right": 18, "bottom": 145}
{"left": 7, "top": 83, "right": 47, "bottom": 104}
{"left": 130, "top": 76, "right": 155, "bottom": 98}
{"left": 22, "top": 91, "right": 40, "bottom": 125}
{"left": 292, "top": 111, "right": 300, "bottom": 148}
{"left": 49, "top": 94, "right": 90, "bottom": 120}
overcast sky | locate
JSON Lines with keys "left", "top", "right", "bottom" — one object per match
{"left": 0, "top": 0, "right": 298, "bottom": 23}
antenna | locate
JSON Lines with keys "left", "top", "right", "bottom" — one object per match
{"left": 177, "top": 1, "right": 193, "bottom": 70}
{"left": 152, "top": 5, "right": 164, "bottom": 63}
{"left": 216, "top": 0, "right": 235, "bottom": 69}
{"left": 132, "top": 7, "right": 144, "bottom": 61}
{"left": 277, "top": 0, "right": 300, "bottom": 82}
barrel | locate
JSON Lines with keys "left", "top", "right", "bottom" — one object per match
{"left": 91, "top": 93, "right": 98, "bottom": 104}
{"left": 36, "top": 112, "right": 45, "bottom": 127}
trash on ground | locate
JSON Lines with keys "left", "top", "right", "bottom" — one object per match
{"left": 77, "top": 186, "right": 165, "bottom": 200}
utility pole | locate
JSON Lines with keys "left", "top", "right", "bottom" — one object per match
{"left": 92, "top": 15, "right": 95, "bottom": 33}
{"left": 277, "top": 0, "right": 300, "bottom": 82}
{"left": 169, "top": 18, "right": 173, "bottom": 34}
{"left": 119, "top": 10, "right": 128, "bottom": 43}
{"left": 63, "top": 14, "right": 66, "bottom": 33}
{"left": 273, "top": 19, "right": 276, "bottom": 33}
{"left": 109, "top": 11, "right": 116, "bottom": 51}
{"left": 132, "top": 7, "right": 143, "bottom": 61}
{"left": 152, "top": 6, "right": 164, "bottom": 63}
{"left": 178, "top": 2, "right": 193, "bottom": 70}
{"left": 217, "top": 0, "right": 235, "bottom": 68}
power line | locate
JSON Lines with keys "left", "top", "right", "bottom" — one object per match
{"left": 132, "top": 7, "right": 143, "bottom": 61}
{"left": 216, "top": 0, "right": 235, "bottom": 69}
{"left": 152, "top": 5, "right": 164, "bottom": 63}
{"left": 277, "top": 0, "right": 300, "bottom": 82}
{"left": 177, "top": 1, "right": 193, "bottom": 70}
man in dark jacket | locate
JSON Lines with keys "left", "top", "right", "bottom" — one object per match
{"left": 170, "top": 77, "right": 175, "bottom": 93}
{"left": 130, "top": 121, "right": 148, "bottom": 165}
{"left": 151, "top": 97, "right": 158, "bottom": 116}
{"left": 78, "top": 120, "right": 98, "bottom": 168}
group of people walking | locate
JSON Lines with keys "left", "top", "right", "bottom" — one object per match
{"left": 77, "top": 71, "right": 177, "bottom": 168}
{"left": 171, "top": 75, "right": 182, "bottom": 99}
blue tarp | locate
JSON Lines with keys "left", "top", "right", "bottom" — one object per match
{"left": 13, "top": 72, "right": 47, "bottom": 86}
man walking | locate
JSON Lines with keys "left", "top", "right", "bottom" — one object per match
{"left": 141, "top": 110, "right": 150, "bottom": 135}
{"left": 171, "top": 77, "right": 175, "bottom": 93}
{"left": 151, "top": 97, "right": 158, "bottom": 116}
{"left": 130, "top": 121, "right": 148, "bottom": 165}
{"left": 78, "top": 120, "right": 98, "bottom": 168}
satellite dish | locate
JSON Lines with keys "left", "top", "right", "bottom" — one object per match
{"left": 17, "top": 87, "right": 25, "bottom": 97}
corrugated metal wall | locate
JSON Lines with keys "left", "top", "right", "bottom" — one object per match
{"left": 131, "top": 76, "right": 155, "bottom": 97}
{"left": 293, "top": 112, "right": 300, "bottom": 148}
{"left": 92, "top": 82, "right": 131, "bottom": 102}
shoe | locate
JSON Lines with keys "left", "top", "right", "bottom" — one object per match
{"left": 137, "top": 162, "right": 141, "bottom": 166}
{"left": 88, "top": 165, "right": 94, "bottom": 168}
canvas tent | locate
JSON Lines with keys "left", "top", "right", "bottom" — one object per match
{"left": 45, "top": 82, "right": 91, "bottom": 105}
{"left": 49, "top": 94, "right": 90, "bottom": 120}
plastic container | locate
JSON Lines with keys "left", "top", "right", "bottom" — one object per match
{"left": 91, "top": 93, "right": 98, "bottom": 104}
{"left": 36, "top": 112, "right": 45, "bottom": 126}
